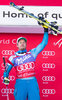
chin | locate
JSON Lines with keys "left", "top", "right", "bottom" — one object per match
{"left": 20, "top": 48, "right": 25, "bottom": 50}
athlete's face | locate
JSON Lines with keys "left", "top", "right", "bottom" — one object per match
{"left": 17, "top": 39, "right": 27, "bottom": 50}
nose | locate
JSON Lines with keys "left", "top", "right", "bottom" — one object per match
{"left": 21, "top": 43, "right": 24, "bottom": 46}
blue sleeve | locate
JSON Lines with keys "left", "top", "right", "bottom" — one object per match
{"left": 29, "top": 31, "right": 48, "bottom": 59}
{"left": 3, "top": 56, "right": 14, "bottom": 78}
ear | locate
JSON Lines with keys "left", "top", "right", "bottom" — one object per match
{"left": 17, "top": 43, "right": 18, "bottom": 47}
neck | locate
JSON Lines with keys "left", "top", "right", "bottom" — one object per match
{"left": 18, "top": 49, "right": 27, "bottom": 54}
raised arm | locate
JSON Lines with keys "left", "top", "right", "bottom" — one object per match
{"left": 30, "top": 28, "right": 48, "bottom": 59}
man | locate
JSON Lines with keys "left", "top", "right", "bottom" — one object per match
{"left": 3, "top": 20, "right": 48, "bottom": 100}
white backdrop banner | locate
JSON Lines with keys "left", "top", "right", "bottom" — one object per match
{"left": 0, "top": 6, "right": 62, "bottom": 26}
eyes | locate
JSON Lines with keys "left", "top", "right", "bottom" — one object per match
{"left": 19, "top": 42, "right": 25, "bottom": 44}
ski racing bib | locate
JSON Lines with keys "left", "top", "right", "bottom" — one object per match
{"left": 8, "top": 52, "right": 36, "bottom": 79}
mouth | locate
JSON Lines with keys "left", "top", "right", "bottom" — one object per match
{"left": 21, "top": 45, "right": 24, "bottom": 47}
